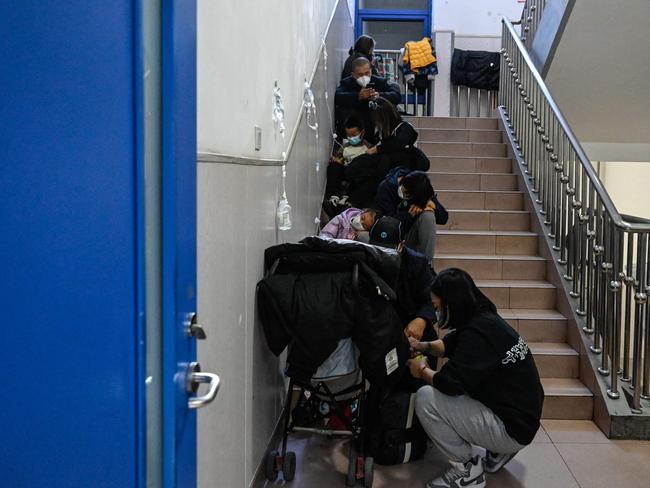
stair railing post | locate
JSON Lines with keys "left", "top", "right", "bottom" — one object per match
{"left": 621, "top": 233, "right": 635, "bottom": 382}
{"left": 632, "top": 233, "right": 648, "bottom": 413}
{"left": 599, "top": 215, "right": 613, "bottom": 376}
{"left": 608, "top": 227, "right": 623, "bottom": 398}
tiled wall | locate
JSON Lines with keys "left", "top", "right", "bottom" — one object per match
{"left": 196, "top": 2, "right": 353, "bottom": 486}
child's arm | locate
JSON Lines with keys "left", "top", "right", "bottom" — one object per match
{"left": 319, "top": 215, "right": 343, "bottom": 239}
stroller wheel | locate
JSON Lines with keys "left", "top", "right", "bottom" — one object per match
{"left": 264, "top": 450, "right": 279, "bottom": 481}
{"left": 283, "top": 451, "right": 297, "bottom": 482}
{"left": 345, "top": 444, "right": 357, "bottom": 487}
{"left": 363, "top": 457, "right": 374, "bottom": 488}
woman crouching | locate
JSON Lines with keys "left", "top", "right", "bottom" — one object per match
{"left": 408, "top": 268, "right": 544, "bottom": 488}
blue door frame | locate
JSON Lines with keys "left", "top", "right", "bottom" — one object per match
{"left": 161, "top": 1, "right": 198, "bottom": 487}
{"left": 0, "top": 2, "right": 197, "bottom": 487}
{"left": 355, "top": 0, "right": 433, "bottom": 39}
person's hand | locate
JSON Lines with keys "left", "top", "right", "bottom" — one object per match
{"left": 424, "top": 199, "right": 436, "bottom": 213}
{"left": 405, "top": 317, "right": 427, "bottom": 340}
{"left": 408, "top": 356, "right": 428, "bottom": 379}
{"left": 408, "top": 204, "right": 424, "bottom": 217}
{"left": 366, "top": 146, "right": 378, "bottom": 155}
{"left": 408, "top": 336, "right": 428, "bottom": 352}
{"left": 358, "top": 88, "right": 377, "bottom": 100}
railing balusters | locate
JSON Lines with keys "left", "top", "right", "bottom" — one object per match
{"left": 608, "top": 227, "right": 623, "bottom": 398}
{"left": 584, "top": 183, "right": 596, "bottom": 333}
{"left": 632, "top": 234, "right": 647, "bottom": 413}
{"left": 599, "top": 215, "right": 613, "bottom": 375}
{"left": 501, "top": 14, "right": 650, "bottom": 413}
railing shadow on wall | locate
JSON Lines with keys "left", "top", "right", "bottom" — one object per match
{"left": 500, "top": 16, "right": 650, "bottom": 417}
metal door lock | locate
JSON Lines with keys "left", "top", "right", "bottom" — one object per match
{"left": 186, "top": 361, "right": 220, "bottom": 409}
{"left": 185, "top": 313, "right": 207, "bottom": 339}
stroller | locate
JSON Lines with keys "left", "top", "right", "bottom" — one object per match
{"left": 257, "top": 238, "right": 410, "bottom": 487}
{"left": 266, "top": 339, "right": 372, "bottom": 487}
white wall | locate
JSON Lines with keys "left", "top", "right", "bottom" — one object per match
{"left": 544, "top": 0, "right": 650, "bottom": 159}
{"left": 597, "top": 162, "right": 650, "bottom": 220}
{"left": 198, "top": 0, "right": 338, "bottom": 160}
{"left": 196, "top": 1, "right": 353, "bottom": 487}
{"left": 434, "top": 0, "right": 524, "bottom": 36}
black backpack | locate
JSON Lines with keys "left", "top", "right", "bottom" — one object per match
{"left": 365, "top": 383, "right": 429, "bottom": 465}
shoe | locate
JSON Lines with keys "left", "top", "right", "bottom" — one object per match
{"left": 482, "top": 450, "right": 517, "bottom": 473}
{"left": 425, "top": 456, "right": 486, "bottom": 488}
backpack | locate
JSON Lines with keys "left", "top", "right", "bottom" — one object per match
{"left": 365, "top": 384, "right": 429, "bottom": 465}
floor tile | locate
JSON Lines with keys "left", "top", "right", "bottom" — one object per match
{"left": 487, "top": 444, "right": 580, "bottom": 488}
{"left": 262, "top": 432, "right": 582, "bottom": 488}
{"left": 531, "top": 426, "right": 552, "bottom": 443}
{"left": 555, "top": 442, "right": 650, "bottom": 488}
{"left": 541, "top": 420, "right": 610, "bottom": 444}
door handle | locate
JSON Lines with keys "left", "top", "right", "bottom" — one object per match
{"left": 186, "top": 362, "right": 220, "bottom": 409}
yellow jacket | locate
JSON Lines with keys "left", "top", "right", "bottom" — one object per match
{"left": 403, "top": 37, "right": 436, "bottom": 71}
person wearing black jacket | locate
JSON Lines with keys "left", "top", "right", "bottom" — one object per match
{"left": 343, "top": 98, "right": 424, "bottom": 208}
{"left": 368, "top": 216, "right": 437, "bottom": 345}
{"left": 335, "top": 57, "right": 400, "bottom": 144}
{"left": 407, "top": 268, "right": 544, "bottom": 488}
{"left": 341, "top": 35, "right": 378, "bottom": 79}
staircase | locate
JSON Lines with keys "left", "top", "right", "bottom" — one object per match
{"left": 408, "top": 115, "right": 593, "bottom": 420}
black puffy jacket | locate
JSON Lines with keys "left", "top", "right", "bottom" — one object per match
{"left": 451, "top": 49, "right": 500, "bottom": 91}
{"left": 257, "top": 238, "right": 410, "bottom": 386}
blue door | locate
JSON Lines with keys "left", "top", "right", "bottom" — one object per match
{"left": 0, "top": 2, "right": 200, "bottom": 487}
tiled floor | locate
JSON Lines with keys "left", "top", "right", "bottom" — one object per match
{"left": 259, "top": 421, "right": 650, "bottom": 488}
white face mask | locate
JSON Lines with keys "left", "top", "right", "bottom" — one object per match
{"left": 435, "top": 306, "right": 450, "bottom": 327}
{"left": 356, "top": 75, "right": 371, "bottom": 88}
{"left": 350, "top": 215, "right": 364, "bottom": 231}
{"left": 397, "top": 186, "right": 407, "bottom": 200}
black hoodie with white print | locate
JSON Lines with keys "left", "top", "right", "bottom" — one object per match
{"left": 433, "top": 310, "right": 545, "bottom": 445}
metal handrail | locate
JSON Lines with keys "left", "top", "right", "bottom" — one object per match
{"left": 501, "top": 19, "right": 650, "bottom": 232}
{"left": 519, "top": 0, "right": 547, "bottom": 49}
{"left": 500, "top": 15, "right": 650, "bottom": 413}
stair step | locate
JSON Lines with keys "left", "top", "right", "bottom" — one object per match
{"left": 420, "top": 142, "right": 507, "bottom": 158}
{"left": 475, "top": 279, "right": 556, "bottom": 309}
{"left": 406, "top": 116, "right": 499, "bottom": 130}
{"left": 418, "top": 128, "right": 503, "bottom": 143}
{"left": 444, "top": 209, "right": 531, "bottom": 231}
{"left": 429, "top": 172, "right": 518, "bottom": 191}
{"left": 435, "top": 254, "right": 545, "bottom": 280}
{"left": 426, "top": 157, "right": 513, "bottom": 174}
{"left": 500, "top": 308, "right": 568, "bottom": 343}
{"left": 437, "top": 230, "right": 538, "bottom": 255}
{"left": 530, "top": 342, "right": 579, "bottom": 378}
{"left": 436, "top": 190, "right": 524, "bottom": 210}
{"left": 541, "top": 378, "right": 593, "bottom": 420}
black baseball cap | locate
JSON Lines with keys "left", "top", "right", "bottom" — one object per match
{"left": 369, "top": 216, "right": 402, "bottom": 249}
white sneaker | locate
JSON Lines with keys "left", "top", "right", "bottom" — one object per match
{"left": 425, "top": 456, "right": 486, "bottom": 488}
{"left": 482, "top": 450, "right": 517, "bottom": 473}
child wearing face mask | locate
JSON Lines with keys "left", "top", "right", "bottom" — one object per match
{"left": 341, "top": 117, "right": 371, "bottom": 166}
{"left": 319, "top": 207, "right": 377, "bottom": 240}
{"left": 324, "top": 116, "right": 372, "bottom": 209}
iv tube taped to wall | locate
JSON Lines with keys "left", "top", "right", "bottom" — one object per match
{"left": 272, "top": 81, "right": 286, "bottom": 139}
{"left": 304, "top": 77, "right": 318, "bottom": 134}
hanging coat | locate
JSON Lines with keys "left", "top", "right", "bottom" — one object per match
{"left": 257, "top": 238, "right": 410, "bottom": 387}
{"left": 450, "top": 48, "right": 500, "bottom": 91}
